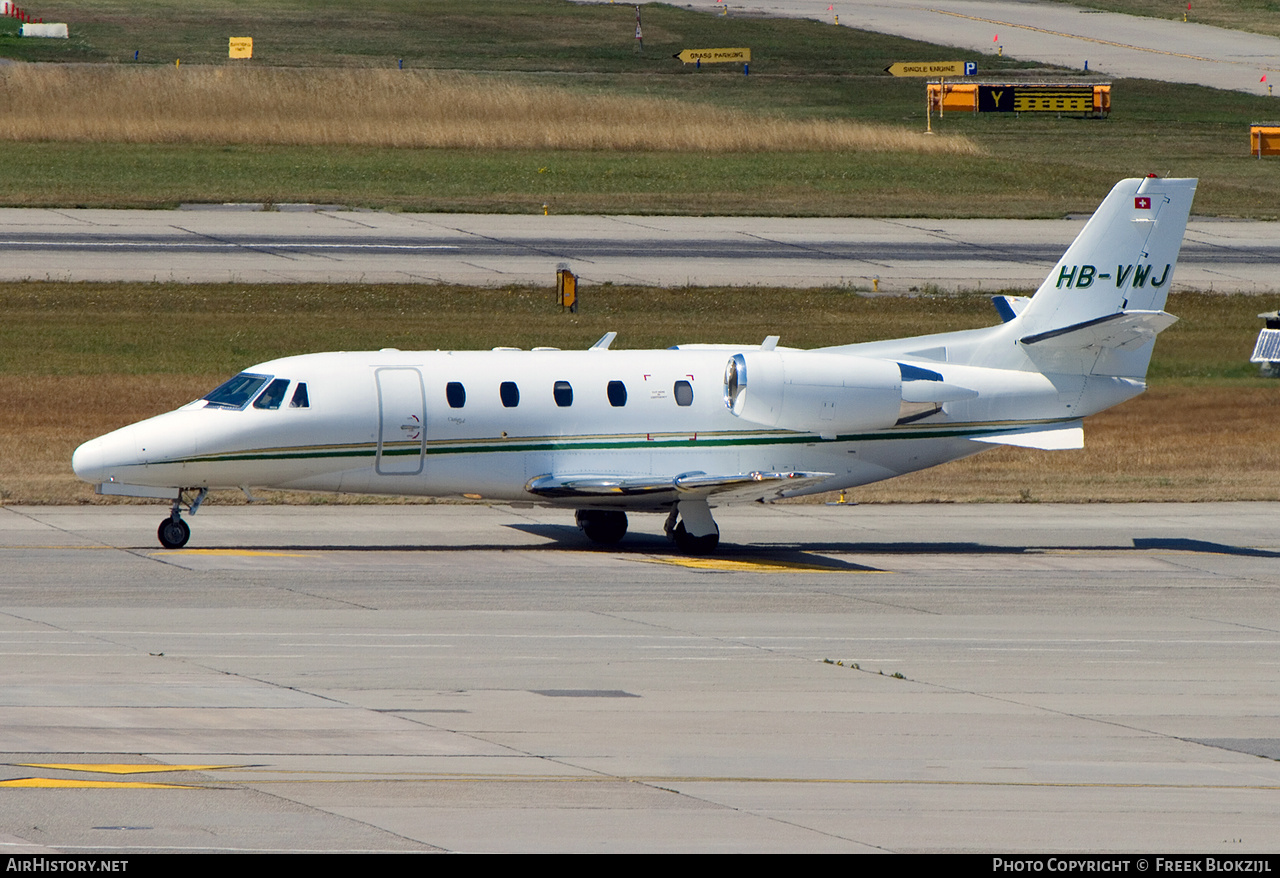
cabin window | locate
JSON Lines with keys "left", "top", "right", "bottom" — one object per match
{"left": 553, "top": 380, "right": 573, "bottom": 407}
{"left": 203, "top": 372, "right": 270, "bottom": 410}
{"left": 500, "top": 381, "right": 520, "bottom": 408}
{"left": 607, "top": 380, "right": 627, "bottom": 407}
{"left": 253, "top": 377, "right": 290, "bottom": 410}
{"left": 674, "top": 380, "right": 694, "bottom": 407}
{"left": 289, "top": 382, "right": 310, "bottom": 408}
{"left": 446, "top": 382, "right": 466, "bottom": 408}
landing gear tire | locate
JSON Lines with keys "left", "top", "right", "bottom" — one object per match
{"left": 157, "top": 516, "right": 190, "bottom": 549}
{"left": 672, "top": 520, "right": 719, "bottom": 554}
{"left": 575, "top": 509, "right": 628, "bottom": 544}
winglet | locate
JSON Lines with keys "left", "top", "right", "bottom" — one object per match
{"left": 590, "top": 332, "right": 617, "bottom": 351}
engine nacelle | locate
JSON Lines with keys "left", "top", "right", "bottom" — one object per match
{"left": 723, "top": 351, "right": 903, "bottom": 434}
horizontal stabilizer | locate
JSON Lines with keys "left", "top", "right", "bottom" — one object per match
{"left": 992, "top": 295, "right": 1031, "bottom": 323}
{"left": 525, "top": 470, "right": 832, "bottom": 504}
{"left": 970, "top": 421, "right": 1083, "bottom": 450}
{"left": 1019, "top": 310, "right": 1177, "bottom": 352}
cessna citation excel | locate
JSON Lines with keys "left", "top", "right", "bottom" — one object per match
{"left": 73, "top": 176, "right": 1196, "bottom": 553}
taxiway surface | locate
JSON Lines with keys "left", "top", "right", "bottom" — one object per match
{"left": 684, "top": 0, "right": 1280, "bottom": 95}
{"left": 2, "top": 208, "right": 1275, "bottom": 292}
{"left": 2, "top": 503, "right": 1277, "bottom": 853}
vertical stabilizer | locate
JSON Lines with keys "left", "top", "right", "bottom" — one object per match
{"left": 1018, "top": 177, "right": 1197, "bottom": 337}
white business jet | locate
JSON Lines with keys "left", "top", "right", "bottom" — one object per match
{"left": 73, "top": 176, "right": 1195, "bottom": 552}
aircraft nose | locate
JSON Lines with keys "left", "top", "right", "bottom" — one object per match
{"left": 72, "top": 426, "right": 138, "bottom": 484}
{"left": 72, "top": 435, "right": 110, "bottom": 484}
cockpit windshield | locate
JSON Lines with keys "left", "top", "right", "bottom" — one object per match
{"left": 203, "top": 373, "right": 271, "bottom": 409}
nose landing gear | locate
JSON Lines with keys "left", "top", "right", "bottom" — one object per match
{"left": 157, "top": 488, "right": 207, "bottom": 549}
{"left": 157, "top": 515, "right": 190, "bottom": 549}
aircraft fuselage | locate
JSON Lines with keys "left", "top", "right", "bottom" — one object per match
{"left": 76, "top": 346, "right": 1081, "bottom": 508}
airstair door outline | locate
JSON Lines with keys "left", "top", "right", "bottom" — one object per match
{"left": 375, "top": 367, "right": 425, "bottom": 476}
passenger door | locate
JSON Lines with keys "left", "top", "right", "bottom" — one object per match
{"left": 375, "top": 367, "right": 425, "bottom": 476}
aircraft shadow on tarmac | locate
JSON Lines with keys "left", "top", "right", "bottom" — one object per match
{"left": 499, "top": 526, "right": 1280, "bottom": 561}
{"left": 1129, "top": 537, "right": 1280, "bottom": 558}
{"left": 165, "top": 532, "right": 1279, "bottom": 564}
{"left": 502, "top": 523, "right": 879, "bottom": 570}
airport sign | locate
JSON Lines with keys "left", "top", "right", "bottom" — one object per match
{"left": 674, "top": 47, "right": 751, "bottom": 64}
{"left": 885, "top": 61, "right": 976, "bottom": 77}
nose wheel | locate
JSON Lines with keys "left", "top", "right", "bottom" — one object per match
{"left": 156, "top": 488, "right": 206, "bottom": 549}
{"left": 158, "top": 515, "right": 191, "bottom": 549}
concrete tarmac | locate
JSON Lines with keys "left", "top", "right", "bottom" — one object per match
{"left": 1, "top": 503, "right": 1277, "bottom": 853}
{"left": 684, "top": 0, "right": 1280, "bottom": 95}
{"left": 2, "top": 207, "right": 1275, "bottom": 293}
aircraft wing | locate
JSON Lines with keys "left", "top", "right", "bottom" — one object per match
{"left": 674, "top": 470, "right": 834, "bottom": 503}
{"left": 524, "top": 470, "right": 833, "bottom": 505}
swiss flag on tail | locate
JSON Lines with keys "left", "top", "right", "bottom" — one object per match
{"left": 1135, "top": 197, "right": 1151, "bottom": 209}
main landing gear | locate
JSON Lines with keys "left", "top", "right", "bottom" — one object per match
{"left": 575, "top": 509, "right": 628, "bottom": 544}
{"left": 664, "top": 499, "right": 719, "bottom": 554}
{"left": 574, "top": 499, "right": 721, "bottom": 553}
{"left": 157, "top": 488, "right": 207, "bottom": 549}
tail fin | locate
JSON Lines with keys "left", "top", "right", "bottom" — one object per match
{"left": 1016, "top": 176, "right": 1196, "bottom": 377}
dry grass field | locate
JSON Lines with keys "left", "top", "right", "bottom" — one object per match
{"left": 2, "top": 283, "right": 1275, "bottom": 507}
{"left": 0, "top": 66, "right": 978, "bottom": 155}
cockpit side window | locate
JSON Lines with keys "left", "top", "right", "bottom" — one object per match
{"left": 253, "top": 377, "right": 290, "bottom": 410}
{"left": 204, "top": 373, "right": 270, "bottom": 410}
{"left": 289, "top": 382, "right": 310, "bottom": 408}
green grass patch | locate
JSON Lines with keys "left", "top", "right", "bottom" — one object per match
{"left": 0, "top": 281, "right": 1265, "bottom": 384}
{"left": 0, "top": 281, "right": 999, "bottom": 377}
{"left": 0, "top": 143, "right": 1054, "bottom": 215}
{"left": 6, "top": 0, "right": 1033, "bottom": 73}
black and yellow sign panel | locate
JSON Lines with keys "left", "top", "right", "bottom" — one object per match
{"left": 1014, "top": 88, "right": 1094, "bottom": 112}
{"left": 229, "top": 37, "right": 253, "bottom": 59}
{"left": 978, "top": 86, "right": 1094, "bottom": 113}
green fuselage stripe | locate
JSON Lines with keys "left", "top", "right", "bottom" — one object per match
{"left": 156, "top": 419, "right": 1075, "bottom": 467}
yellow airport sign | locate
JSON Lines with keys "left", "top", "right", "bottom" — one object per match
{"left": 885, "top": 61, "right": 975, "bottom": 77}
{"left": 674, "top": 47, "right": 751, "bottom": 64}
{"left": 229, "top": 37, "right": 253, "bottom": 59}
